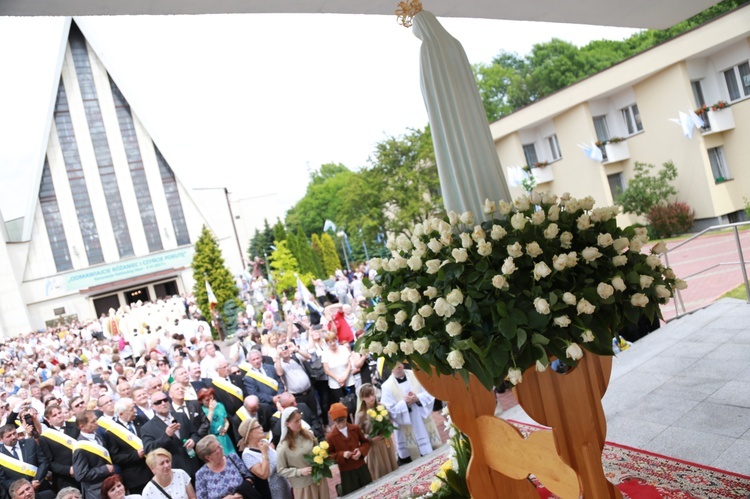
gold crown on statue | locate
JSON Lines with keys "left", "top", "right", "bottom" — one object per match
{"left": 395, "top": 0, "right": 423, "bottom": 28}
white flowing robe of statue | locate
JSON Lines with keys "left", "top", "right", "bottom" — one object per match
{"left": 381, "top": 370, "right": 442, "bottom": 461}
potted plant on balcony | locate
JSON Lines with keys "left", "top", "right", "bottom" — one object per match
{"left": 706, "top": 101, "right": 735, "bottom": 132}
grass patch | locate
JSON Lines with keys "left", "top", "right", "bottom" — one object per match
{"left": 721, "top": 282, "right": 750, "bottom": 300}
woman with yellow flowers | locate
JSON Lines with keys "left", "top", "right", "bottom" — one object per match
{"left": 355, "top": 383, "right": 399, "bottom": 480}
{"left": 276, "top": 407, "right": 330, "bottom": 499}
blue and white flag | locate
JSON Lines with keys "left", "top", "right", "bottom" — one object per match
{"left": 578, "top": 142, "right": 603, "bottom": 162}
{"left": 669, "top": 109, "right": 704, "bottom": 139}
{"left": 323, "top": 220, "right": 337, "bottom": 232}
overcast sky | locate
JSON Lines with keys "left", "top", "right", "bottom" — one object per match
{"left": 0, "top": 14, "right": 638, "bottom": 231}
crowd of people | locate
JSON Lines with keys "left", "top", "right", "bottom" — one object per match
{"left": 0, "top": 266, "right": 446, "bottom": 499}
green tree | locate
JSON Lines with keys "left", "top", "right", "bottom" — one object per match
{"left": 311, "top": 233, "right": 326, "bottom": 277}
{"left": 269, "top": 240, "right": 314, "bottom": 295}
{"left": 273, "top": 218, "right": 287, "bottom": 242}
{"left": 320, "top": 232, "right": 342, "bottom": 276}
{"left": 617, "top": 161, "right": 679, "bottom": 216}
{"left": 294, "top": 229, "right": 320, "bottom": 277}
{"left": 285, "top": 163, "right": 354, "bottom": 237}
{"left": 247, "top": 218, "right": 275, "bottom": 269}
{"left": 192, "top": 225, "right": 241, "bottom": 338}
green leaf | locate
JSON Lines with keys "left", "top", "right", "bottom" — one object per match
{"left": 531, "top": 332, "right": 550, "bottom": 345}
{"left": 496, "top": 301, "right": 508, "bottom": 318}
{"left": 498, "top": 317, "right": 517, "bottom": 339}
{"left": 516, "top": 328, "right": 527, "bottom": 349}
{"left": 509, "top": 307, "right": 528, "bottom": 325}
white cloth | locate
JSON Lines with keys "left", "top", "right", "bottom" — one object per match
{"left": 321, "top": 347, "right": 354, "bottom": 390}
{"left": 141, "top": 469, "right": 192, "bottom": 499}
{"left": 381, "top": 371, "right": 439, "bottom": 461}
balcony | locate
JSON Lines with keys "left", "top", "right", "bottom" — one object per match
{"left": 602, "top": 140, "right": 630, "bottom": 164}
{"left": 530, "top": 165, "right": 554, "bottom": 184}
{"left": 703, "top": 108, "right": 735, "bottom": 134}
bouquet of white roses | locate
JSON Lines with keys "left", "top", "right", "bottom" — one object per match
{"left": 355, "top": 192, "right": 684, "bottom": 391}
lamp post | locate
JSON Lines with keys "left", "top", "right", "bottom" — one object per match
{"left": 336, "top": 231, "right": 350, "bottom": 271}
{"left": 359, "top": 228, "right": 369, "bottom": 261}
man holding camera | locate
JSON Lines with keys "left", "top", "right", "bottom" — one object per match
{"left": 275, "top": 341, "right": 318, "bottom": 416}
{"left": 0, "top": 423, "right": 52, "bottom": 499}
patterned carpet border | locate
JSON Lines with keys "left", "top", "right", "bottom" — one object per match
{"left": 355, "top": 420, "right": 750, "bottom": 499}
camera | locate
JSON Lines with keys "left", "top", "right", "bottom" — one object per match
{"left": 279, "top": 345, "right": 289, "bottom": 352}
{"left": 23, "top": 413, "right": 39, "bottom": 438}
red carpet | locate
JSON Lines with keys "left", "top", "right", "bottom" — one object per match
{"left": 358, "top": 421, "right": 750, "bottom": 498}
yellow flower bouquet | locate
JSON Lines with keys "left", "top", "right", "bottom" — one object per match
{"left": 366, "top": 404, "right": 396, "bottom": 445}
{"left": 304, "top": 441, "right": 335, "bottom": 484}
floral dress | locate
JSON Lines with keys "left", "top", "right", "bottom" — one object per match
{"left": 242, "top": 446, "right": 292, "bottom": 499}
{"left": 195, "top": 453, "right": 249, "bottom": 499}
{"left": 203, "top": 401, "right": 236, "bottom": 455}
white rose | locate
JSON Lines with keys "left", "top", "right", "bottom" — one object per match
{"left": 542, "top": 192, "right": 557, "bottom": 205}
{"left": 560, "top": 192, "right": 571, "bottom": 203}
{"left": 410, "top": 314, "right": 425, "bottom": 331}
{"left": 634, "top": 227, "right": 648, "bottom": 237}
{"left": 534, "top": 297, "right": 551, "bottom": 315}
{"left": 407, "top": 255, "right": 423, "bottom": 271}
{"left": 530, "top": 191, "right": 543, "bottom": 206}
{"left": 396, "top": 234, "right": 413, "bottom": 252}
{"left": 440, "top": 231, "right": 452, "bottom": 246}
{"left": 548, "top": 204, "right": 560, "bottom": 221}
{"left": 413, "top": 223, "right": 425, "bottom": 237}
{"left": 492, "top": 275, "right": 507, "bottom": 289}
{"left": 418, "top": 305, "right": 434, "bottom": 318}
{"left": 544, "top": 223, "right": 559, "bottom": 239}
{"left": 507, "top": 242, "right": 523, "bottom": 258}
{"left": 651, "top": 241, "right": 667, "bottom": 254}
{"left": 414, "top": 337, "right": 430, "bottom": 354}
{"left": 664, "top": 268, "right": 676, "bottom": 279}
{"left": 387, "top": 291, "right": 401, "bottom": 302}
{"left": 514, "top": 196, "right": 531, "bottom": 211}
{"left": 511, "top": 212, "right": 528, "bottom": 230}
{"left": 577, "top": 214, "right": 591, "bottom": 230}
{"left": 639, "top": 275, "right": 654, "bottom": 289}
{"left": 502, "top": 257, "right": 517, "bottom": 275}
{"left": 582, "top": 247, "right": 602, "bottom": 262}
{"left": 611, "top": 276, "right": 626, "bottom": 291}
{"left": 459, "top": 233, "right": 473, "bottom": 248}
{"left": 369, "top": 258, "right": 382, "bottom": 271}
{"left": 613, "top": 255, "right": 628, "bottom": 267}
{"left": 552, "top": 253, "right": 568, "bottom": 271}
{"left": 447, "top": 350, "right": 465, "bottom": 369}
{"left": 531, "top": 210, "right": 546, "bottom": 226}
{"left": 526, "top": 242, "right": 543, "bottom": 258}
{"left": 567, "top": 198, "right": 581, "bottom": 212}
{"left": 630, "top": 238, "right": 644, "bottom": 252}
{"left": 406, "top": 288, "right": 421, "bottom": 303}
{"left": 413, "top": 240, "right": 427, "bottom": 253}
{"left": 497, "top": 200, "right": 512, "bottom": 215}
{"left": 536, "top": 360, "right": 547, "bottom": 372}
{"left": 613, "top": 237, "right": 629, "bottom": 252}
{"left": 460, "top": 212, "right": 474, "bottom": 226}
{"left": 507, "top": 368, "right": 523, "bottom": 386}
{"left": 597, "top": 282, "right": 614, "bottom": 300}
{"left": 375, "top": 316, "right": 388, "bottom": 332}
{"left": 560, "top": 231, "right": 573, "bottom": 249}
{"left": 483, "top": 198, "right": 496, "bottom": 215}
{"left": 567, "top": 252, "right": 579, "bottom": 267}
{"left": 382, "top": 341, "right": 398, "bottom": 356}
{"left": 655, "top": 285, "right": 671, "bottom": 299}
{"left": 533, "top": 262, "right": 552, "bottom": 280}
{"left": 394, "top": 310, "right": 407, "bottom": 325}
{"left": 368, "top": 341, "right": 383, "bottom": 355}
{"left": 425, "top": 259, "right": 442, "bottom": 274}
{"left": 446, "top": 211, "right": 459, "bottom": 226}
{"left": 582, "top": 196, "right": 595, "bottom": 210}
{"left": 400, "top": 340, "right": 415, "bottom": 355}
{"left": 427, "top": 238, "right": 443, "bottom": 254}
{"left": 630, "top": 293, "right": 649, "bottom": 307}
{"left": 674, "top": 278, "right": 688, "bottom": 290}
{"left": 389, "top": 256, "right": 407, "bottom": 270}
{"left": 580, "top": 330, "right": 595, "bottom": 343}
{"left": 491, "top": 225, "right": 507, "bottom": 241}
{"left": 576, "top": 298, "right": 596, "bottom": 315}
{"left": 452, "top": 247, "right": 468, "bottom": 263}
{"left": 386, "top": 236, "right": 397, "bottom": 251}
{"left": 562, "top": 292, "right": 577, "bottom": 305}
{"left": 477, "top": 240, "right": 493, "bottom": 257}
{"left": 646, "top": 254, "right": 661, "bottom": 270}
{"left": 445, "top": 321, "right": 462, "bottom": 337}
{"left": 566, "top": 343, "right": 584, "bottom": 360}
{"left": 372, "top": 302, "right": 385, "bottom": 315}
{"left": 472, "top": 226, "right": 486, "bottom": 242}
{"left": 446, "top": 289, "right": 464, "bottom": 306}
{"left": 554, "top": 315, "right": 572, "bottom": 327}
{"left": 434, "top": 298, "right": 456, "bottom": 318}
{"left": 597, "top": 233, "right": 614, "bottom": 248}
{"left": 424, "top": 286, "right": 438, "bottom": 299}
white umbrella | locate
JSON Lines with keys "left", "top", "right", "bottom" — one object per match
{"left": 412, "top": 9, "right": 512, "bottom": 219}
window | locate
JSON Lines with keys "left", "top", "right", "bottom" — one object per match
{"left": 39, "top": 160, "right": 73, "bottom": 272}
{"left": 724, "top": 61, "right": 750, "bottom": 101}
{"left": 691, "top": 80, "right": 706, "bottom": 108}
{"left": 522, "top": 144, "right": 538, "bottom": 166}
{"left": 708, "top": 147, "right": 730, "bottom": 182}
{"left": 621, "top": 104, "right": 643, "bottom": 135}
{"left": 592, "top": 116, "right": 610, "bottom": 143}
{"left": 155, "top": 147, "right": 190, "bottom": 246}
{"left": 546, "top": 134, "right": 561, "bottom": 161}
{"left": 607, "top": 173, "right": 626, "bottom": 200}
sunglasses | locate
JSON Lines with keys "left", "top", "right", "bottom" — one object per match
{"left": 72, "top": 402, "right": 84, "bottom": 408}
{"left": 152, "top": 399, "right": 169, "bottom": 406}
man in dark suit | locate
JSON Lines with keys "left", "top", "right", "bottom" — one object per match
{"left": 188, "top": 362, "right": 207, "bottom": 393}
{"left": 72, "top": 411, "right": 114, "bottom": 499}
{"left": 230, "top": 395, "right": 274, "bottom": 442}
{"left": 242, "top": 350, "right": 284, "bottom": 406}
{"left": 167, "top": 384, "right": 209, "bottom": 440}
{"left": 205, "top": 359, "right": 245, "bottom": 416}
{"left": 270, "top": 392, "right": 324, "bottom": 447}
{"left": 130, "top": 387, "right": 151, "bottom": 433}
{"left": 39, "top": 404, "right": 79, "bottom": 492}
{"left": 140, "top": 391, "right": 201, "bottom": 477}
{"left": 105, "top": 398, "right": 152, "bottom": 494}
{"left": 0, "top": 424, "right": 52, "bottom": 499}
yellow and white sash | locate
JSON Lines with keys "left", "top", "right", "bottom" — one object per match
{"left": 107, "top": 422, "right": 143, "bottom": 452}
{"left": 213, "top": 378, "right": 243, "bottom": 401}
{"left": 236, "top": 407, "right": 251, "bottom": 422}
{"left": 73, "top": 440, "right": 112, "bottom": 464}
{"left": 97, "top": 416, "right": 116, "bottom": 432}
{"left": 0, "top": 451, "right": 38, "bottom": 478}
{"left": 41, "top": 428, "right": 75, "bottom": 451}
{"left": 238, "top": 362, "right": 253, "bottom": 375}
{"left": 246, "top": 370, "right": 278, "bottom": 392}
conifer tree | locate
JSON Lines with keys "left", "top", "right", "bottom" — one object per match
{"left": 273, "top": 219, "right": 287, "bottom": 242}
{"left": 294, "top": 229, "right": 319, "bottom": 276}
{"left": 269, "top": 240, "right": 315, "bottom": 294}
{"left": 192, "top": 225, "right": 241, "bottom": 339}
{"left": 311, "top": 233, "right": 326, "bottom": 278}
{"left": 320, "top": 232, "right": 342, "bottom": 276}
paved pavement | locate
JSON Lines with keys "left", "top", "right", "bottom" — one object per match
{"left": 506, "top": 298, "right": 750, "bottom": 476}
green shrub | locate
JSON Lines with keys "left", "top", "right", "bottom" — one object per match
{"left": 647, "top": 202, "right": 695, "bottom": 238}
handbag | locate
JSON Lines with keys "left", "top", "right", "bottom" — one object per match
{"left": 227, "top": 453, "right": 263, "bottom": 499}
{"left": 305, "top": 355, "right": 327, "bottom": 381}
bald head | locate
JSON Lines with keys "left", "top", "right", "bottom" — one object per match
{"left": 244, "top": 395, "right": 259, "bottom": 413}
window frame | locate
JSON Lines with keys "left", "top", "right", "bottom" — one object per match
{"left": 620, "top": 104, "right": 643, "bottom": 135}
{"left": 522, "top": 143, "right": 539, "bottom": 167}
{"left": 723, "top": 61, "right": 750, "bottom": 102}
{"left": 546, "top": 134, "right": 562, "bottom": 161}
{"left": 707, "top": 146, "right": 731, "bottom": 182}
